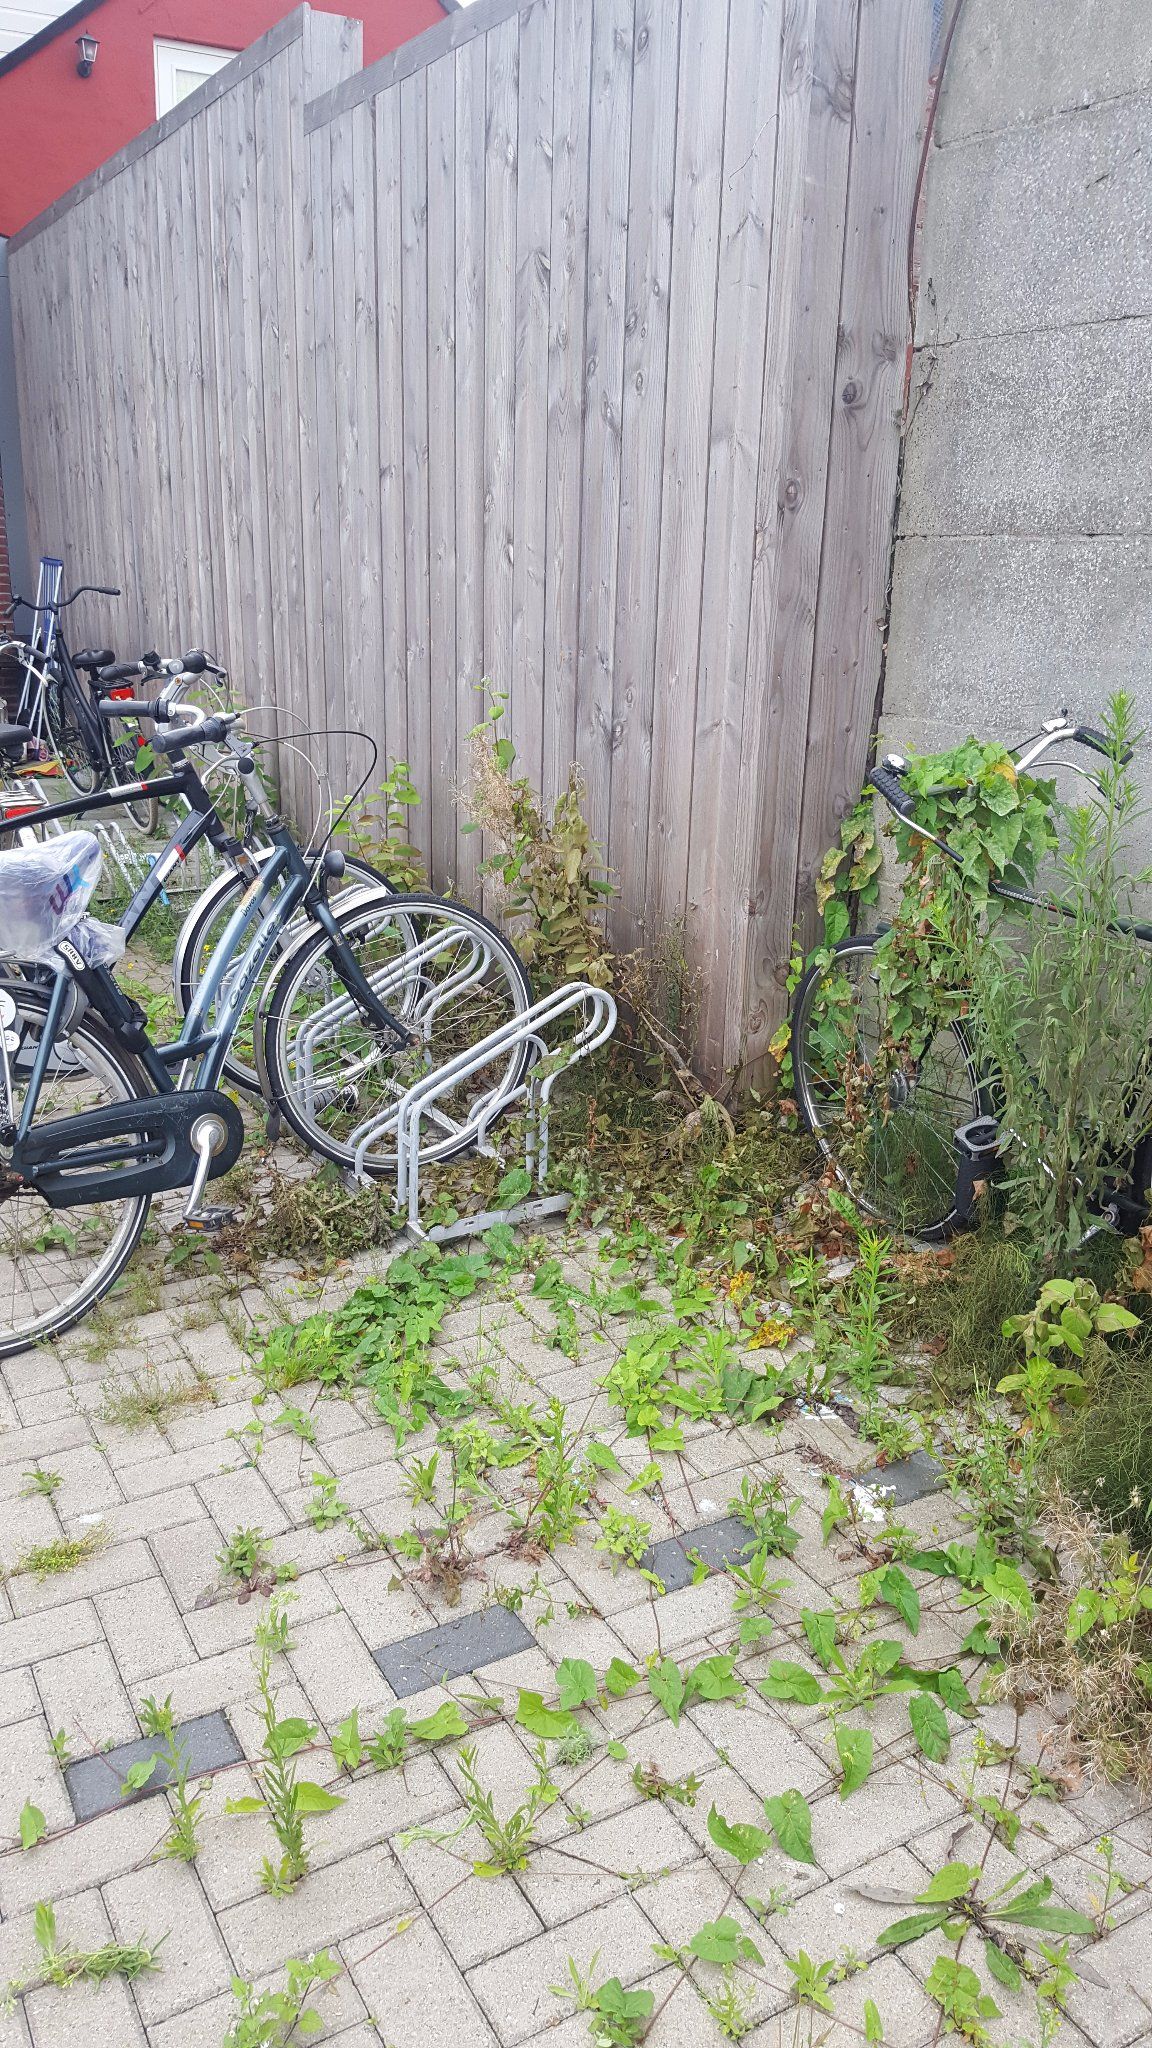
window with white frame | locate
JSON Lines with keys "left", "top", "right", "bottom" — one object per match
{"left": 154, "top": 38, "right": 235, "bottom": 117}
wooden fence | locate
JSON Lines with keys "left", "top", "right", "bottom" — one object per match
{"left": 9, "top": 0, "right": 932, "bottom": 1082}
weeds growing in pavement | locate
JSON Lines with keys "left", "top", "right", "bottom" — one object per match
{"left": 99, "top": 1365, "right": 215, "bottom": 1430}
{"left": 403, "top": 1743, "right": 558, "bottom": 1876}
{"left": 549, "top": 1953, "right": 654, "bottom": 2046}
{"left": 14, "top": 1530, "right": 103, "bottom": 1580}
{"left": 1, "top": 1899, "right": 164, "bottom": 2005}
{"left": 508, "top": 1397, "right": 596, "bottom": 1552}
{"left": 217, "top": 1527, "right": 295, "bottom": 1597}
{"left": 124, "top": 1695, "right": 205, "bottom": 1863}
{"left": 223, "top": 1950, "right": 342, "bottom": 2047}
{"left": 20, "top": 1467, "right": 61, "bottom": 1498}
{"left": 224, "top": 1639, "right": 343, "bottom": 1893}
{"left": 594, "top": 1505, "right": 651, "bottom": 1572}
{"left": 728, "top": 1474, "right": 799, "bottom": 1557}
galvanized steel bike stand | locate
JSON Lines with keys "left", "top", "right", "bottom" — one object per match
{"left": 349, "top": 981, "right": 618, "bottom": 1243}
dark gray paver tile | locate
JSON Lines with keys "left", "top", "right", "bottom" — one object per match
{"left": 856, "top": 1448, "right": 945, "bottom": 1503}
{"left": 642, "top": 1515, "right": 756, "bottom": 1593}
{"left": 65, "top": 1709, "right": 243, "bottom": 1822}
{"left": 372, "top": 1605, "right": 535, "bottom": 1698}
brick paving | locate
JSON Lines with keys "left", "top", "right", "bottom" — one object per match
{"left": 0, "top": 1232, "right": 1149, "bottom": 2047}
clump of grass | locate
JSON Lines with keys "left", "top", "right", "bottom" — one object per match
{"left": 998, "top": 1488, "right": 1152, "bottom": 1789}
{"left": 15, "top": 1530, "right": 104, "bottom": 1580}
{"left": 221, "top": 1163, "right": 396, "bottom": 1272}
{"left": 890, "top": 1229, "right": 1039, "bottom": 1401}
{"left": 100, "top": 1366, "right": 215, "bottom": 1431}
{"left": 1054, "top": 1341, "right": 1152, "bottom": 1549}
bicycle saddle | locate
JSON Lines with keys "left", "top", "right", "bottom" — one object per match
{"left": 0, "top": 723, "right": 32, "bottom": 762}
{"left": 72, "top": 648, "right": 115, "bottom": 673}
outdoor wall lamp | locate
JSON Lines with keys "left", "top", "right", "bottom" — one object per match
{"left": 75, "top": 32, "right": 99, "bottom": 76}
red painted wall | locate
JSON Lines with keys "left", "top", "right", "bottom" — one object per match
{"left": 0, "top": 0, "right": 444, "bottom": 235}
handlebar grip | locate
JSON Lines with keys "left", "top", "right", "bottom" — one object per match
{"left": 180, "top": 649, "right": 209, "bottom": 675}
{"left": 868, "top": 760, "right": 916, "bottom": 820}
{"left": 97, "top": 695, "right": 165, "bottom": 721}
{"left": 1073, "top": 724, "right": 1134, "bottom": 767}
{"left": 97, "top": 660, "right": 148, "bottom": 684}
{"left": 151, "top": 714, "right": 229, "bottom": 756}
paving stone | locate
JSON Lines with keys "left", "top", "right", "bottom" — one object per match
{"left": 0, "top": 1797, "right": 167, "bottom": 1914}
{"left": 686, "top": 1694, "right": 828, "bottom": 1802}
{"left": 96, "top": 1576, "right": 197, "bottom": 1685}
{"left": 35, "top": 1639, "right": 137, "bottom": 1750}
{"left": 288, "top": 1611, "right": 397, "bottom": 1726}
{"left": 218, "top": 1841, "right": 414, "bottom": 1976}
{"left": 60, "top": 1482, "right": 201, "bottom": 1540}
{"left": 184, "top": 1569, "right": 341, "bottom": 1658}
{"left": 65, "top": 1709, "right": 243, "bottom": 1821}
{"left": 329, "top": 1560, "right": 432, "bottom": 1648}
{"left": 117, "top": 1443, "right": 238, "bottom": 1500}
{"left": 466, "top": 1893, "right": 656, "bottom": 2044}
{"left": 0, "top": 1600, "right": 102, "bottom": 1674}
{"left": 0, "top": 1665, "right": 39, "bottom": 1727}
{"left": 8, "top": 1536, "right": 157, "bottom": 1618}
{"left": 103, "top": 1856, "right": 235, "bottom": 2025}
{"left": 44, "top": 1444, "right": 124, "bottom": 1518}
{"left": 810, "top": 1759, "right": 961, "bottom": 1879}
{"left": 346, "top": 1911, "right": 500, "bottom": 2047}
{"left": 196, "top": 1462, "right": 292, "bottom": 1539}
{"left": 520, "top": 1796, "right": 698, "bottom": 1926}
{"left": 150, "top": 1966, "right": 366, "bottom": 2048}
{"left": 855, "top": 1447, "right": 945, "bottom": 1503}
{"left": 25, "top": 1972, "right": 149, "bottom": 2048}
{"left": 373, "top": 1604, "right": 535, "bottom": 1697}
{"left": 640, "top": 1513, "right": 756, "bottom": 1594}
{"left": 0, "top": 1493, "right": 63, "bottom": 1574}
{"left": 394, "top": 1825, "right": 546, "bottom": 1969}
{"left": 0, "top": 1713, "right": 74, "bottom": 1838}
{"left": 149, "top": 1515, "right": 226, "bottom": 1612}
{"left": 609, "top": 1574, "right": 738, "bottom": 1659}
{"left": 0, "top": 1417, "right": 91, "bottom": 1471}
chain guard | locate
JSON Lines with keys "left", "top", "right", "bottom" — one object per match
{"left": 11, "top": 1089, "right": 245, "bottom": 1208}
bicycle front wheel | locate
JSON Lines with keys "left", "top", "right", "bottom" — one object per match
{"left": 791, "top": 933, "right": 985, "bottom": 1242}
{"left": 172, "top": 853, "right": 395, "bottom": 1093}
{"left": 109, "top": 738, "right": 160, "bottom": 835}
{"left": 260, "top": 894, "right": 533, "bottom": 1175}
{"left": 0, "top": 982, "right": 151, "bottom": 1357}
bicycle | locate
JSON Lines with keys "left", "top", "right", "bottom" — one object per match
{"left": 789, "top": 713, "right": 1147, "bottom": 1243}
{"left": 1, "top": 582, "right": 159, "bottom": 833}
{"left": 0, "top": 650, "right": 400, "bottom": 1094}
{"left": 0, "top": 695, "right": 534, "bottom": 1357}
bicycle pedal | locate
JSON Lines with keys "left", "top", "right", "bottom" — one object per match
{"left": 183, "top": 1206, "right": 236, "bottom": 1232}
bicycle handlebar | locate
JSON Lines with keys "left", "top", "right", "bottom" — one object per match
{"left": 1073, "top": 722, "right": 1134, "bottom": 766}
{"left": 867, "top": 761, "right": 916, "bottom": 821}
{"left": 9, "top": 583, "right": 121, "bottom": 614}
{"left": 151, "top": 714, "right": 235, "bottom": 756}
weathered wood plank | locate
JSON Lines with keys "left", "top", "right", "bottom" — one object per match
{"left": 401, "top": 69, "right": 433, "bottom": 870}
{"left": 541, "top": 0, "right": 594, "bottom": 807}
{"left": 736, "top": 0, "right": 860, "bottom": 1077}
{"left": 644, "top": 0, "right": 731, "bottom": 936}
{"left": 794, "top": 0, "right": 933, "bottom": 930}
{"left": 689, "top": 0, "right": 784, "bottom": 1076}
{"left": 509, "top": 0, "right": 555, "bottom": 796}
{"left": 604, "top": 0, "right": 680, "bottom": 952}
{"left": 453, "top": 31, "right": 488, "bottom": 897}
{"left": 374, "top": 85, "right": 410, "bottom": 779}
{"left": 573, "top": 0, "right": 635, "bottom": 860}
{"left": 426, "top": 51, "right": 459, "bottom": 883}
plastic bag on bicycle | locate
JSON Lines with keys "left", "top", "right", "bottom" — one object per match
{"left": 0, "top": 830, "right": 125, "bottom": 971}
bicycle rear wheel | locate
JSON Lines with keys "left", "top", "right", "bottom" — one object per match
{"left": 791, "top": 932, "right": 985, "bottom": 1242}
{"left": 260, "top": 894, "right": 533, "bottom": 1175}
{"left": 43, "top": 682, "right": 99, "bottom": 796}
{"left": 108, "top": 737, "right": 160, "bottom": 835}
{"left": 0, "top": 982, "right": 151, "bottom": 1357}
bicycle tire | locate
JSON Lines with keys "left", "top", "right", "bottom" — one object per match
{"left": 259, "top": 892, "right": 533, "bottom": 1176}
{"left": 171, "top": 852, "right": 395, "bottom": 1094}
{"left": 43, "top": 681, "right": 99, "bottom": 796}
{"left": 791, "top": 931, "right": 986, "bottom": 1243}
{"left": 109, "top": 738, "right": 160, "bottom": 835}
{"left": 0, "top": 981, "right": 152, "bottom": 1357}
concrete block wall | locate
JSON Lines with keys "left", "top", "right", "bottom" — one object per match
{"left": 883, "top": 0, "right": 1152, "bottom": 769}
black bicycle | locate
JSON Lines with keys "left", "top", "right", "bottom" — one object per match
{"left": 2, "top": 583, "right": 158, "bottom": 833}
{"left": 789, "top": 713, "right": 1149, "bottom": 1242}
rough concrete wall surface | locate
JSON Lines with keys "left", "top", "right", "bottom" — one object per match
{"left": 883, "top": 0, "right": 1152, "bottom": 789}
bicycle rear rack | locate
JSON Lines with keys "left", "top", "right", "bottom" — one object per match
{"left": 349, "top": 981, "right": 618, "bottom": 1242}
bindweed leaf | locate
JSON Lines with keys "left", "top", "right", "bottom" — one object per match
{"left": 763, "top": 1789, "right": 815, "bottom": 1866}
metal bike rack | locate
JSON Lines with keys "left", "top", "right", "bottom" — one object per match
{"left": 349, "top": 980, "right": 618, "bottom": 1242}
